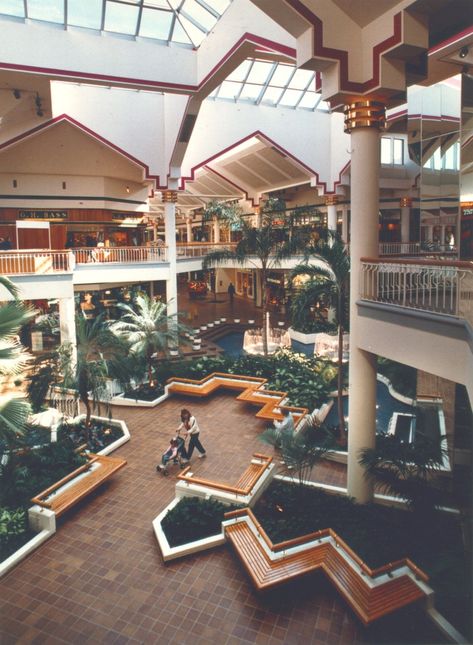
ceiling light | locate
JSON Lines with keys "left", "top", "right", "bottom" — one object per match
{"left": 13, "top": 89, "right": 21, "bottom": 99}
{"left": 459, "top": 46, "right": 469, "bottom": 59}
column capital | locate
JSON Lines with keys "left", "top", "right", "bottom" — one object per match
{"left": 400, "top": 196, "right": 412, "bottom": 208}
{"left": 325, "top": 195, "right": 339, "bottom": 206}
{"left": 161, "top": 190, "right": 178, "bottom": 203}
{"left": 344, "top": 100, "right": 385, "bottom": 133}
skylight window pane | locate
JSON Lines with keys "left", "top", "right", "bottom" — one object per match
{"left": 68, "top": 0, "right": 102, "bottom": 29}
{"left": 104, "top": 1, "right": 139, "bottom": 34}
{"left": 227, "top": 60, "right": 251, "bottom": 82}
{"left": 270, "top": 65, "right": 294, "bottom": 87}
{"left": 260, "top": 86, "right": 283, "bottom": 105}
{"left": 279, "top": 89, "right": 303, "bottom": 107}
{"left": 207, "top": 0, "right": 231, "bottom": 12}
{"left": 178, "top": 14, "right": 206, "bottom": 46}
{"left": 139, "top": 8, "right": 172, "bottom": 40}
{"left": 246, "top": 61, "right": 273, "bottom": 84}
{"left": 298, "top": 92, "right": 318, "bottom": 109}
{"left": 289, "top": 69, "right": 314, "bottom": 90}
{"left": 217, "top": 81, "right": 240, "bottom": 99}
{"left": 239, "top": 83, "right": 261, "bottom": 101}
{"left": 28, "top": 0, "right": 64, "bottom": 23}
{"left": 171, "top": 18, "right": 192, "bottom": 45}
{"left": 182, "top": 0, "right": 215, "bottom": 31}
{"left": 145, "top": 0, "right": 169, "bottom": 6}
{"left": 0, "top": 0, "right": 24, "bottom": 17}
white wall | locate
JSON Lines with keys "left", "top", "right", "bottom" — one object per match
{"left": 182, "top": 100, "right": 350, "bottom": 193}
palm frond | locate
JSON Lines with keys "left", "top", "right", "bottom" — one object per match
{"left": 0, "top": 396, "right": 31, "bottom": 445}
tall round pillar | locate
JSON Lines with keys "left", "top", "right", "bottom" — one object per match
{"left": 325, "top": 195, "right": 338, "bottom": 234}
{"left": 341, "top": 206, "right": 349, "bottom": 243}
{"left": 162, "top": 189, "right": 178, "bottom": 319}
{"left": 400, "top": 196, "right": 412, "bottom": 246}
{"left": 344, "top": 100, "right": 385, "bottom": 503}
{"left": 213, "top": 216, "right": 220, "bottom": 244}
{"left": 186, "top": 217, "right": 193, "bottom": 243}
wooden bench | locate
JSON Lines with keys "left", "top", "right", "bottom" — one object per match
{"left": 224, "top": 509, "right": 429, "bottom": 625}
{"left": 167, "top": 372, "right": 309, "bottom": 429}
{"left": 177, "top": 453, "right": 273, "bottom": 497}
{"left": 31, "top": 453, "right": 127, "bottom": 517}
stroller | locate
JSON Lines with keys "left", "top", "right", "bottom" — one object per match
{"left": 156, "top": 435, "right": 188, "bottom": 476}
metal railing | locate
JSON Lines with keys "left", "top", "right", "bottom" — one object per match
{"left": 176, "top": 242, "right": 236, "bottom": 258}
{"left": 360, "top": 257, "right": 473, "bottom": 324}
{"left": 73, "top": 245, "right": 167, "bottom": 264}
{"left": 379, "top": 242, "right": 457, "bottom": 256}
{"left": 0, "top": 250, "right": 73, "bottom": 275}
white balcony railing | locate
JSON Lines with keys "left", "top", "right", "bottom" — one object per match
{"left": 360, "top": 258, "right": 473, "bottom": 324}
{"left": 379, "top": 242, "right": 457, "bottom": 256}
{"left": 0, "top": 250, "right": 73, "bottom": 275}
{"left": 73, "top": 245, "right": 168, "bottom": 264}
{"left": 176, "top": 242, "right": 236, "bottom": 258}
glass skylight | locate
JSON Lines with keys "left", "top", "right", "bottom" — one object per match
{"left": 209, "top": 58, "right": 330, "bottom": 112}
{"left": 0, "top": 0, "right": 232, "bottom": 47}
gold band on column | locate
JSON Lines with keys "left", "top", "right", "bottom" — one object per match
{"left": 400, "top": 197, "right": 412, "bottom": 208}
{"left": 162, "top": 190, "right": 178, "bottom": 203}
{"left": 325, "top": 195, "right": 339, "bottom": 206}
{"left": 344, "top": 100, "right": 385, "bottom": 133}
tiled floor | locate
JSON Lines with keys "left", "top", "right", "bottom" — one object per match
{"left": 0, "top": 392, "right": 443, "bottom": 644}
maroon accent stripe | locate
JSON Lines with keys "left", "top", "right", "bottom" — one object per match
{"left": 284, "top": 1, "right": 403, "bottom": 94}
{"left": 429, "top": 25, "right": 473, "bottom": 55}
{"left": 0, "top": 33, "right": 296, "bottom": 95}
{"left": 0, "top": 114, "right": 167, "bottom": 188}
{"left": 180, "top": 130, "right": 350, "bottom": 196}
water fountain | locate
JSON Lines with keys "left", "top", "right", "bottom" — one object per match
{"left": 243, "top": 312, "right": 291, "bottom": 355}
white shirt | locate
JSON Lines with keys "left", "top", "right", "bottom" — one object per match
{"left": 178, "top": 415, "right": 200, "bottom": 436}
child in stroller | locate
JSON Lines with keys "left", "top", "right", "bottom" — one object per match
{"left": 156, "top": 434, "right": 188, "bottom": 476}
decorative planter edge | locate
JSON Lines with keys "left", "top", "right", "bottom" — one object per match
{"left": 152, "top": 498, "right": 225, "bottom": 562}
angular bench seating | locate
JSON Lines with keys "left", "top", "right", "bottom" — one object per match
{"left": 224, "top": 508, "right": 430, "bottom": 625}
{"left": 176, "top": 454, "right": 274, "bottom": 504}
{"left": 31, "top": 453, "right": 127, "bottom": 517}
{"left": 167, "top": 372, "right": 308, "bottom": 429}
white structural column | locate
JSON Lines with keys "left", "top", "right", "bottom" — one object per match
{"left": 400, "top": 197, "right": 412, "bottom": 244}
{"left": 163, "top": 188, "right": 178, "bottom": 319}
{"left": 186, "top": 217, "right": 193, "bottom": 243}
{"left": 58, "top": 296, "right": 77, "bottom": 363}
{"left": 341, "top": 206, "right": 349, "bottom": 243}
{"left": 213, "top": 217, "right": 220, "bottom": 244}
{"left": 345, "top": 101, "right": 385, "bottom": 503}
{"left": 325, "top": 195, "right": 338, "bottom": 233}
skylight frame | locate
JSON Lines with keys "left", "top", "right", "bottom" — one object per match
{"left": 0, "top": 0, "right": 232, "bottom": 47}
{"left": 208, "top": 58, "right": 329, "bottom": 113}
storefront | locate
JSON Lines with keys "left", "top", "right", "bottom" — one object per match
{"left": 0, "top": 209, "right": 148, "bottom": 249}
{"left": 265, "top": 271, "right": 288, "bottom": 313}
{"left": 236, "top": 270, "right": 254, "bottom": 299}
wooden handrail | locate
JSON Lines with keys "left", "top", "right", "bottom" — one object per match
{"left": 361, "top": 256, "right": 473, "bottom": 269}
{"left": 225, "top": 508, "right": 429, "bottom": 583}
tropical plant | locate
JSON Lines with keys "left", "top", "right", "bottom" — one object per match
{"left": 260, "top": 420, "right": 335, "bottom": 487}
{"left": 290, "top": 232, "right": 349, "bottom": 444}
{"left": 60, "top": 315, "right": 125, "bottom": 431}
{"left": 110, "top": 295, "right": 187, "bottom": 388}
{"left": 0, "top": 277, "right": 35, "bottom": 446}
{"left": 358, "top": 433, "right": 449, "bottom": 514}
{"left": 161, "top": 497, "right": 237, "bottom": 547}
{"left": 202, "top": 200, "right": 243, "bottom": 232}
{"left": 203, "top": 212, "right": 303, "bottom": 355}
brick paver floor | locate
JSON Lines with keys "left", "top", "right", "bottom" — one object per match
{"left": 0, "top": 393, "right": 442, "bottom": 644}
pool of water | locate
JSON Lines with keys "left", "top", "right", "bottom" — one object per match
{"left": 325, "top": 380, "right": 414, "bottom": 434}
{"left": 215, "top": 331, "right": 314, "bottom": 357}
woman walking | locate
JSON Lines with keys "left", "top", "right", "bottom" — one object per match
{"left": 178, "top": 408, "right": 207, "bottom": 460}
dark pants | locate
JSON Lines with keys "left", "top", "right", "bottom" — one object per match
{"left": 187, "top": 433, "right": 206, "bottom": 459}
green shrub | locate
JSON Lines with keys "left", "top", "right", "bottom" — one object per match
{"left": 161, "top": 497, "right": 235, "bottom": 547}
{"left": 0, "top": 507, "right": 27, "bottom": 538}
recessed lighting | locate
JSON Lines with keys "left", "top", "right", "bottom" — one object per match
{"left": 459, "top": 46, "right": 469, "bottom": 59}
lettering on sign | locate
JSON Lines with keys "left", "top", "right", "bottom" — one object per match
{"left": 19, "top": 210, "right": 67, "bottom": 220}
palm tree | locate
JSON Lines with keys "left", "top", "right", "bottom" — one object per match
{"left": 359, "top": 433, "right": 449, "bottom": 514}
{"left": 203, "top": 214, "right": 302, "bottom": 355}
{"left": 110, "top": 295, "right": 185, "bottom": 387}
{"left": 60, "top": 315, "right": 123, "bottom": 431}
{"left": 290, "top": 233, "right": 349, "bottom": 444}
{"left": 0, "top": 277, "right": 35, "bottom": 446}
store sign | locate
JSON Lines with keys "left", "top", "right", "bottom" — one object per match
{"left": 266, "top": 277, "right": 283, "bottom": 285}
{"left": 19, "top": 210, "right": 67, "bottom": 220}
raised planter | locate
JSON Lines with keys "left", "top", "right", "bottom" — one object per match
{"left": 152, "top": 498, "right": 226, "bottom": 562}
{"left": 288, "top": 327, "right": 318, "bottom": 344}
{"left": 72, "top": 414, "right": 130, "bottom": 455}
{"left": 111, "top": 391, "right": 168, "bottom": 408}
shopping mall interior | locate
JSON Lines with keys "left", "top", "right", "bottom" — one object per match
{"left": 0, "top": 0, "right": 472, "bottom": 643}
